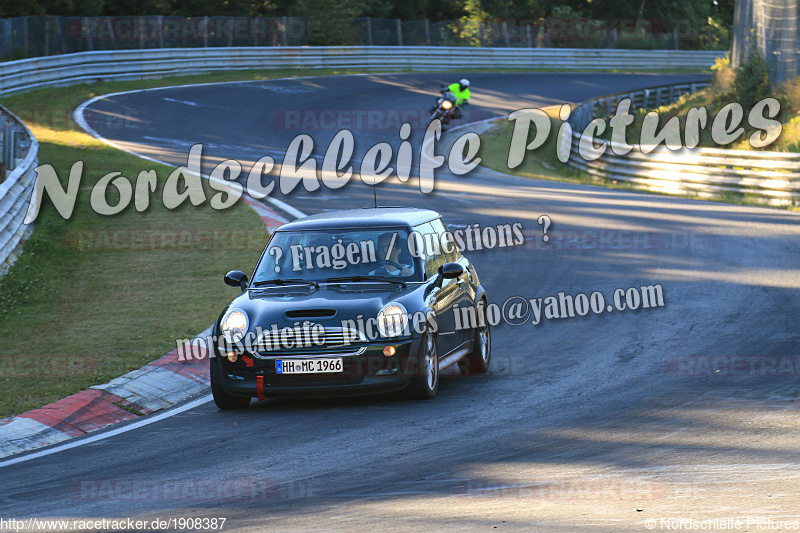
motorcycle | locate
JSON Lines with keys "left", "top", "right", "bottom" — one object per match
{"left": 429, "top": 90, "right": 458, "bottom": 124}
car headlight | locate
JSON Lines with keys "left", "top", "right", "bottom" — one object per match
{"left": 377, "top": 303, "right": 408, "bottom": 338}
{"left": 221, "top": 309, "right": 249, "bottom": 343}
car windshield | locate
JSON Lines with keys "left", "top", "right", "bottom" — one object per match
{"left": 253, "top": 228, "right": 419, "bottom": 284}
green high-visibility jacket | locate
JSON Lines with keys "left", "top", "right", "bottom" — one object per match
{"left": 447, "top": 83, "right": 471, "bottom": 106}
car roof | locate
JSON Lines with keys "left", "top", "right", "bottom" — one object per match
{"left": 277, "top": 207, "right": 441, "bottom": 231}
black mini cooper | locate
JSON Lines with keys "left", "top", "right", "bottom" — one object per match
{"left": 210, "top": 207, "right": 491, "bottom": 409}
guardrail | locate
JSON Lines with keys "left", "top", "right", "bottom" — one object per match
{"left": 0, "top": 46, "right": 724, "bottom": 96}
{"left": 0, "top": 105, "right": 38, "bottom": 273}
{"left": 564, "top": 83, "right": 800, "bottom": 206}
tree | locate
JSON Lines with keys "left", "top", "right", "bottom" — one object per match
{"left": 392, "top": 0, "right": 427, "bottom": 19}
{"left": 0, "top": 0, "right": 105, "bottom": 16}
{"left": 102, "top": 0, "right": 166, "bottom": 15}
{"left": 291, "top": 0, "right": 363, "bottom": 45}
{"left": 169, "top": 0, "right": 253, "bottom": 16}
{"left": 482, "top": 0, "right": 544, "bottom": 19}
{"left": 0, "top": 0, "right": 43, "bottom": 17}
{"left": 426, "top": 0, "right": 470, "bottom": 21}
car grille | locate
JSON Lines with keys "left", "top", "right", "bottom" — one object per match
{"left": 253, "top": 327, "right": 367, "bottom": 358}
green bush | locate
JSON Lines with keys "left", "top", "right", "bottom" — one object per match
{"left": 732, "top": 52, "right": 771, "bottom": 109}
{"left": 724, "top": 42, "right": 771, "bottom": 109}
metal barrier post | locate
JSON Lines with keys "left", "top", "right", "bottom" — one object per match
{"left": 0, "top": 120, "right": 6, "bottom": 180}
{"left": 396, "top": 19, "right": 402, "bottom": 46}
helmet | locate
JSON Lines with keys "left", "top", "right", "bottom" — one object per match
{"left": 459, "top": 78, "right": 470, "bottom": 88}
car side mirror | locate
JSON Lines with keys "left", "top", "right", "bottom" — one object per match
{"left": 433, "top": 263, "right": 463, "bottom": 289}
{"left": 439, "top": 262, "right": 463, "bottom": 281}
{"left": 224, "top": 270, "right": 248, "bottom": 291}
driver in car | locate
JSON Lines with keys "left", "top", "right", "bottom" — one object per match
{"left": 371, "top": 232, "right": 413, "bottom": 277}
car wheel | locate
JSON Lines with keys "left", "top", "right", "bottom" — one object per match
{"left": 210, "top": 358, "right": 251, "bottom": 410}
{"left": 458, "top": 299, "right": 491, "bottom": 375}
{"left": 405, "top": 329, "right": 439, "bottom": 400}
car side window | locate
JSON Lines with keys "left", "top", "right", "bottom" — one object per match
{"left": 430, "top": 218, "right": 461, "bottom": 262}
{"left": 413, "top": 222, "right": 448, "bottom": 280}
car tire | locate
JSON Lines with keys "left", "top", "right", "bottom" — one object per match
{"left": 458, "top": 299, "right": 491, "bottom": 375}
{"left": 404, "top": 329, "right": 439, "bottom": 400}
{"left": 210, "top": 358, "right": 251, "bottom": 410}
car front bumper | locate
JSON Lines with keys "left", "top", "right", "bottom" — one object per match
{"left": 214, "top": 337, "right": 424, "bottom": 399}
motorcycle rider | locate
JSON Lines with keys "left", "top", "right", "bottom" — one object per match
{"left": 433, "top": 78, "right": 471, "bottom": 125}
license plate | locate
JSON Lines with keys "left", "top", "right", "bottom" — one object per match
{"left": 276, "top": 358, "right": 343, "bottom": 374}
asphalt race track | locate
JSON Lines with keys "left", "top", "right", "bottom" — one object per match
{"left": 2, "top": 73, "right": 800, "bottom": 532}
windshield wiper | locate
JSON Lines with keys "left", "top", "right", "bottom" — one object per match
{"left": 324, "top": 275, "right": 406, "bottom": 288}
{"left": 253, "top": 278, "right": 319, "bottom": 288}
